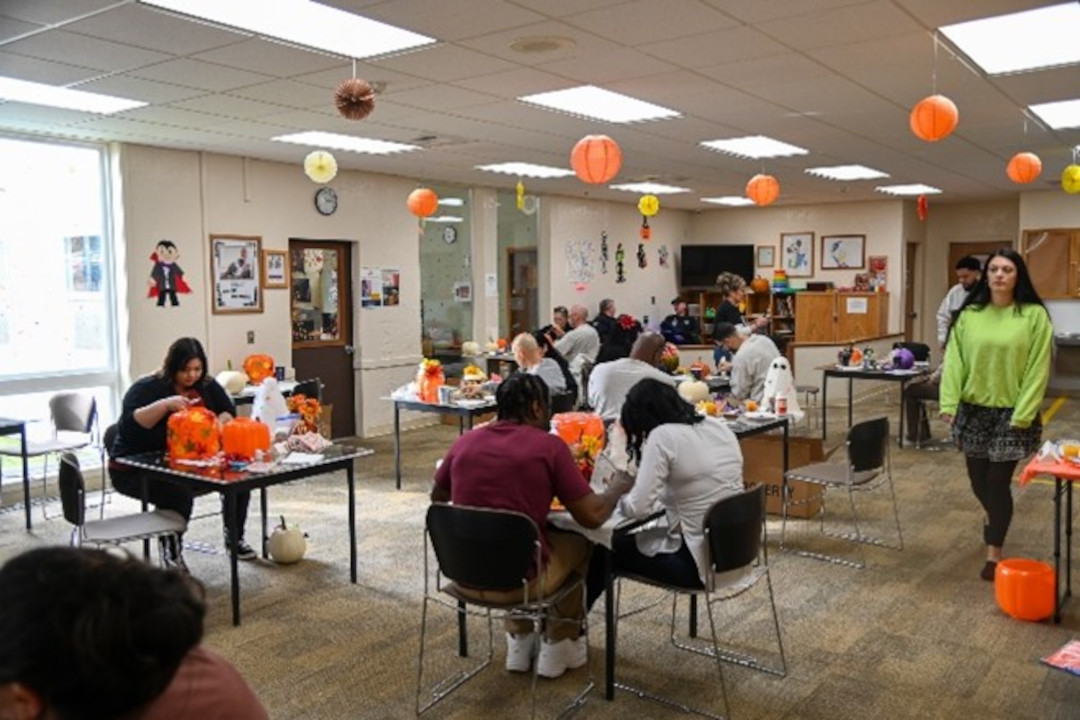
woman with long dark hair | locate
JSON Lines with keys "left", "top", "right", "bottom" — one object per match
{"left": 585, "top": 379, "right": 744, "bottom": 605}
{"left": 110, "top": 338, "right": 255, "bottom": 571}
{"left": 940, "top": 248, "right": 1053, "bottom": 581}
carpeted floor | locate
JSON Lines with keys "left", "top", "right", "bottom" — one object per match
{"left": 2, "top": 391, "right": 1080, "bottom": 719}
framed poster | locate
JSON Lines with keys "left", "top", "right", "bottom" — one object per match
{"left": 822, "top": 234, "right": 866, "bottom": 269}
{"left": 262, "top": 249, "right": 288, "bottom": 289}
{"left": 210, "top": 234, "right": 262, "bottom": 313}
{"left": 780, "top": 232, "right": 814, "bottom": 277}
{"left": 756, "top": 245, "right": 775, "bottom": 268}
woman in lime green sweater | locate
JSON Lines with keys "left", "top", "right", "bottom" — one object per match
{"left": 940, "top": 248, "right": 1052, "bottom": 581}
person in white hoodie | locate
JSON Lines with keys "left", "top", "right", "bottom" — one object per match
{"left": 714, "top": 321, "right": 780, "bottom": 404}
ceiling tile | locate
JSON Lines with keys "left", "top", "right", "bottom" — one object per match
{"left": 169, "top": 94, "right": 295, "bottom": 120}
{"left": 536, "top": 46, "right": 678, "bottom": 84}
{"left": 0, "top": 14, "right": 42, "bottom": 43}
{"left": 230, "top": 79, "right": 343, "bottom": 111}
{"left": 62, "top": 3, "right": 244, "bottom": 55}
{"left": 756, "top": 0, "right": 924, "bottom": 51}
{"left": 128, "top": 58, "right": 273, "bottom": 92}
{"left": 0, "top": 50, "right": 99, "bottom": 84}
{"left": 74, "top": 74, "right": 207, "bottom": 104}
{"left": 642, "top": 26, "right": 789, "bottom": 68}
{"left": 3, "top": 29, "right": 171, "bottom": 73}
{"left": 384, "top": 84, "right": 500, "bottom": 112}
{"left": 0, "top": 0, "right": 119, "bottom": 25}
{"left": 112, "top": 105, "right": 227, "bottom": 130}
{"left": 452, "top": 67, "right": 570, "bottom": 97}
{"left": 565, "top": 0, "right": 738, "bottom": 45}
{"left": 356, "top": 0, "right": 546, "bottom": 41}
{"left": 192, "top": 39, "right": 345, "bottom": 78}
{"left": 371, "top": 44, "right": 519, "bottom": 83}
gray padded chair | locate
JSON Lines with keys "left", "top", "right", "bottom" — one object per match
{"left": 59, "top": 452, "right": 186, "bottom": 566}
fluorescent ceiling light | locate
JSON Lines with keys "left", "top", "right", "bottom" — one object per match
{"left": 875, "top": 183, "right": 941, "bottom": 196}
{"left": 701, "top": 196, "right": 755, "bottom": 206}
{"left": 425, "top": 215, "right": 463, "bottom": 223}
{"left": 138, "top": 0, "right": 435, "bottom": 59}
{"left": 1029, "top": 98, "right": 1080, "bottom": 130}
{"left": 437, "top": 197, "right": 464, "bottom": 206}
{"left": 518, "top": 85, "right": 680, "bottom": 123}
{"left": 805, "top": 164, "right": 888, "bottom": 181}
{"left": 700, "top": 135, "right": 808, "bottom": 159}
{"left": 475, "top": 162, "right": 575, "bottom": 179}
{"left": 609, "top": 182, "right": 689, "bottom": 194}
{"left": 272, "top": 131, "right": 419, "bottom": 155}
{"left": 940, "top": 3, "right": 1080, "bottom": 75}
{"left": 0, "top": 76, "right": 145, "bottom": 114}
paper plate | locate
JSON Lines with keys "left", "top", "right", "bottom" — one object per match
{"left": 744, "top": 411, "right": 777, "bottom": 421}
{"left": 1057, "top": 440, "right": 1080, "bottom": 464}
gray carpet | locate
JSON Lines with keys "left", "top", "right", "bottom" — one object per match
{"left": 2, "top": 394, "right": 1080, "bottom": 719}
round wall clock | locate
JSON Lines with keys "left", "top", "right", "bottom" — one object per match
{"left": 314, "top": 187, "right": 338, "bottom": 216}
{"left": 443, "top": 226, "right": 458, "bottom": 244}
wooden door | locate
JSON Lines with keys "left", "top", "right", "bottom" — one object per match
{"left": 289, "top": 240, "right": 356, "bottom": 438}
{"left": 1022, "top": 229, "right": 1079, "bottom": 299}
{"left": 506, "top": 247, "right": 538, "bottom": 338}
{"left": 904, "top": 243, "right": 917, "bottom": 342}
{"left": 947, "top": 240, "right": 1009, "bottom": 290}
{"left": 794, "top": 292, "right": 836, "bottom": 342}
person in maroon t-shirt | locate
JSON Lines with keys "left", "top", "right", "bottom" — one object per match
{"left": 432, "top": 373, "right": 630, "bottom": 679}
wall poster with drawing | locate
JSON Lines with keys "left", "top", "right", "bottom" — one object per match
{"left": 210, "top": 234, "right": 262, "bottom": 313}
{"left": 780, "top": 232, "right": 814, "bottom": 277}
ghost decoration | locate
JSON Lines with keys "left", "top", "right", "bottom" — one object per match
{"left": 761, "top": 356, "right": 803, "bottom": 422}
{"left": 251, "top": 377, "right": 290, "bottom": 429}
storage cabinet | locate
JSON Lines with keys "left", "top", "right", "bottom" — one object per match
{"left": 1022, "top": 229, "right": 1080, "bottom": 299}
{"left": 787, "top": 291, "right": 888, "bottom": 343}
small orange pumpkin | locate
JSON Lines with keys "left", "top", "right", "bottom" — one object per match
{"left": 167, "top": 406, "right": 222, "bottom": 461}
{"left": 243, "top": 354, "right": 275, "bottom": 384}
{"left": 750, "top": 276, "right": 771, "bottom": 294}
{"left": 222, "top": 417, "right": 271, "bottom": 461}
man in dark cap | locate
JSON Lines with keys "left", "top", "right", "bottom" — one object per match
{"left": 660, "top": 297, "right": 701, "bottom": 345}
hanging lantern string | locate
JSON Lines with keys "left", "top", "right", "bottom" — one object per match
{"left": 352, "top": 59, "right": 357, "bottom": 79}
{"left": 931, "top": 32, "right": 938, "bottom": 94}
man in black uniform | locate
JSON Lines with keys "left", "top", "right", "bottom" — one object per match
{"left": 660, "top": 297, "right": 700, "bottom": 345}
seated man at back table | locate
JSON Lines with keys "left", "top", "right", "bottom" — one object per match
{"left": 432, "top": 374, "right": 631, "bottom": 679}
{"left": 588, "top": 331, "right": 675, "bottom": 422}
{"left": 714, "top": 321, "right": 779, "bottom": 405}
{"left": 660, "top": 297, "right": 701, "bottom": 345}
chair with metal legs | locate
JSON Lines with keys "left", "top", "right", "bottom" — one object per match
{"left": 781, "top": 416, "right": 903, "bottom": 568}
{"left": 612, "top": 485, "right": 786, "bottom": 719}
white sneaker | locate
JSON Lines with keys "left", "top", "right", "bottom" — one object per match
{"left": 536, "top": 638, "right": 569, "bottom": 679}
{"left": 505, "top": 632, "right": 536, "bottom": 673}
{"left": 566, "top": 635, "right": 587, "bottom": 670}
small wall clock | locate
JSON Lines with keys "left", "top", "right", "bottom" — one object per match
{"left": 314, "top": 187, "right": 338, "bottom": 216}
{"left": 443, "top": 226, "right": 458, "bottom": 244}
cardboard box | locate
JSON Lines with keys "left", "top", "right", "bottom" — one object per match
{"left": 740, "top": 434, "right": 824, "bottom": 518}
{"left": 319, "top": 404, "right": 332, "bottom": 439}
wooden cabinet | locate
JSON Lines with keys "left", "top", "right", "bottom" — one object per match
{"left": 1022, "top": 229, "right": 1080, "bottom": 299}
{"left": 786, "top": 291, "right": 888, "bottom": 343}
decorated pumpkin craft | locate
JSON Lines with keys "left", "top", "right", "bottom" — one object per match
{"left": 848, "top": 348, "right": 863, "bottom": 366}
{"left": 678, "top": 379, "right": 711, "bottom": 404}
{"left": 167, "top": 406, "right": 222, "bottom": 461}
{"left": 222, "top": 417, "right": 271, "bottom": 461}
{"left": 215, "top": 369, "right": 248, "bottom": 395}
{"left": 243, "top": 354, "right": 275, "bottom": 384}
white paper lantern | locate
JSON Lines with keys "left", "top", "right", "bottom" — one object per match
{"left": 304, "top": 150, "right": 338, "bottom": 184}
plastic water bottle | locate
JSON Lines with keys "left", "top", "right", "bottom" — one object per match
{"left": 775, "top": 392, "right": 788, "bottom": 416}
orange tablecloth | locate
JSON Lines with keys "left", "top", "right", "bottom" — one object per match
{"left": 1019, "top": 456, "right": 1080, "bottom": 486}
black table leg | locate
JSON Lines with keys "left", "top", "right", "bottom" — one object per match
{"left": 459, "top": 416, "right": 465, "bottom": 434}
{"left": 20, "top": 426, "right": 31, "bottom": 531}
{"left": 225, "top": 491, "right": 241, "bottom": 626}
{"left": 821, "top": 373, "right": 829, "bottom": 442}
{"left": 140, "top": 476, "right": 151, "bottom": 560}
{"left": 260, "top": 487, "right": 269, "bottom": 559}
{"left": 394, "top": 401, "right": 402, "bottom": 490}
{"left": 457, "top": 600, "right": 468, "bottom": 657}
{"left": 898, "top": 381, "right": 907, "bottom": 448}
{"left": 348, "top": 462, "right": 357, "bottom": 583}
{"left": 605, "top": 549, "right": 616, "bottom": 700}
{"left": 689, "top": 595, "right": 698, "bottom": 638}
{"left": 1067, "top": 480, "right": 1074, "bottom": 605}
{"left": 847, "top": 377, "right": 854, "bottom": 429}
{"left": 1055, "top": 477, "right": 1064, "bottom": 623}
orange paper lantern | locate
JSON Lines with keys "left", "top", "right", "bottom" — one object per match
{"left": 746, "top": 174, "right": 780, "bottom": 206}
{"left": 167, "top": 406, "right": 222, "bottom": 461}
{"left": 570, "top": 134, "right": 622, "bottom": 184}
{"left": 243, "top": 354, "right": 275, "bottom": 384}
{"left": 1006, "top": 152, "right": 1042, "bottom": 184}
{"left": 909, "top": 94, "right": 958, "bottom": 142}
{"left": 222, "top": 417, "right": 271, "bottom": 461}
{"left": 407, "top": 188, "right": 439, "bottom": 218}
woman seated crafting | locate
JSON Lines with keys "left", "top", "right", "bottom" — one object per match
{"left": 586, "top": 378, "right": 744, "bottom": 603}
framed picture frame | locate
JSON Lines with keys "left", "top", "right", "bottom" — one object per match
{"left": 780, "top": 232, "right": 814, "bottom": 277}
{"left": 209, "top": 234, "right": 262, "bottom": 314}
{"left": 821, "top": 234, "right": 866, "bottom": 270}
{"left": 756, "top": 245, "right": 775, "bottom": 268}
{"left": 261, "top": 249, "right": 288, "bottom": 289}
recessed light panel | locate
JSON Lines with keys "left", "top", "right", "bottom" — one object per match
{"left": 609, "top": 182, "right": 689, "bottom": 194}
{"left": 940, "top": 3, "right": 1080, "bottom": 75}
{"left": 805, "top": 165, "right": 888, "bottom": 181}
{"left": 437, "top": 197, "right": 464, "bottom": 206}
{"left": 875, "top": 183, "right": 941, "bottom": 196}
{"left": 475, "top": 162, "right": 575, "bottom": 179}
{"left": 518, "top": 85, "right": 680, "bottom": 123}
{"left": 425, "top": 216, "right": 463, "bottom": 223}
{"left": 272, "top": 131, "right": 419, "bottom": 155}
{"left": 0, "top": 77, "right": 145, "bottom": 114}
{"left": 700, "top": 135, "right": 808, "bottom": 159}
{"left": 701, "top": 196, "right": 756, "bottom": 206}
{"left": 1029, "top": 98, "right": 1080, "bottom": 130}
{"left": 138, "top": 0, "right": 436, "bottom": 59}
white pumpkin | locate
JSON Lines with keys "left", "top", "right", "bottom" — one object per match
{"left": 216, "top": 370, "right": 248, "bottom": 394}
{"left": 678, "top": 379, "right": 711, "bottom": 404}
{"left": 461, "top": 340, "right": 480, "bottom": 356}
{"left": 268, "top": 518, "right": 307, "bottom": 564}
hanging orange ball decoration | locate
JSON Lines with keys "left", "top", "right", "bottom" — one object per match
{"left": 910, "top": 94, "right": 959, "bottom": 142}
{"left": 243, "top": 354, "right": 275, "bottom": 384}
{"left": 570, "top": 134, "right": 622, "bottom": 184}
{"left": 1006, "top": 152, "right": 1042, "bottom": 184}
{"left": 407, "top": 188, "right": 439, "bottom": 218}
{"left": 746, "top": 174, "right": 780, "bottom": 206}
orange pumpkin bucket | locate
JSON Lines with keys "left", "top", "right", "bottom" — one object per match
{"left": 222, "top": 417, "right": 271, "bottom": 461}
{"left": 995, "top": 558, "right": 1055, "bottom": 622}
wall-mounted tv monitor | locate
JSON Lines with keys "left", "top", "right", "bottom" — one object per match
{"left": 679, "top": 244, "right": 754, "bottom": 289}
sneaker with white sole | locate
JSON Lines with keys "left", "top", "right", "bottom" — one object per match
{"left": 536, "top": 638, "right": 569, "bottom": 679}
{"left": 566, "top": 635, "right": 587, "bottom": 670}
{"left": 505, "top": 632, "right": 536, "bottom": 673}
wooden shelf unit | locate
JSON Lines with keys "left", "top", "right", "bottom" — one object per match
{"left": 690, "top": 289, "right": 770, "bottom": 343}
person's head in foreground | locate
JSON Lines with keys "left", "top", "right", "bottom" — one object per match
{"left": 495, "top": 372, "right": 551, "bottom": 430}
{"left": 0, "top": 546, "right": 205, "bottom": 720}
{"left": 620, "top": 378, "right": 703, "bottom": 464}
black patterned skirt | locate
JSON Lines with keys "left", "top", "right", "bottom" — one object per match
{"left": 952, "top": 402, "right": 1042, "bottom": 462}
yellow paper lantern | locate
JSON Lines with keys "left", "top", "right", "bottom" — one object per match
{"left": 1062, "top": 164, "right": 1080, "bottom": 195}
{"left": 638, "top": 194, "right": 659, "bottom": 217}
{"left": 303, "top": 150, "right": 337, "bottom": 184}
